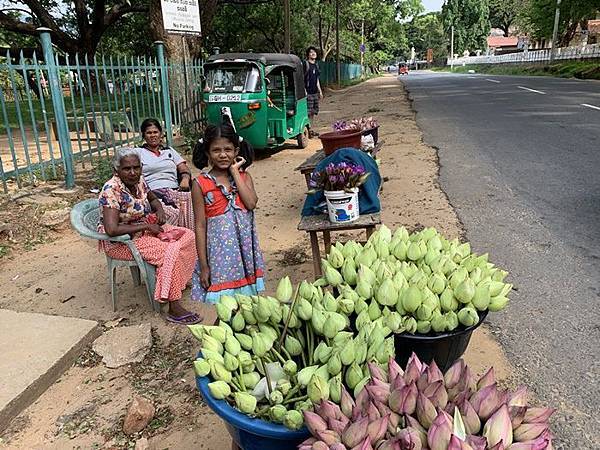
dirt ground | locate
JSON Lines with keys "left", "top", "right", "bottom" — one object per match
{"left": 0, "top": 75, "right": 512, "bottom": 450}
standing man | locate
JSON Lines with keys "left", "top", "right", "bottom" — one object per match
{"left": 303, "top": 46, "right": 324, "bottom": 138}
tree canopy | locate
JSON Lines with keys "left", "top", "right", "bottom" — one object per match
{"left": 442, "top": 0, "right": 490, "bottom": 55}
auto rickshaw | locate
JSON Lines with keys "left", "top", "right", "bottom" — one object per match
{"left": 202, "top": 53, "right": 311, "bottom": 150}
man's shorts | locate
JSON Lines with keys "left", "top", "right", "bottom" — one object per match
{"left": 307, "top": 93, "right": 320, "bottom": 116}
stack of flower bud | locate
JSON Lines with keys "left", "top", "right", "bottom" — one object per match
{"left": 320, "top": 225, "right": 511, "bottom": 335}
{"left": 300, "top": 353, "right": 554, "bottom": 450}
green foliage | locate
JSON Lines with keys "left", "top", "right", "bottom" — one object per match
{"left": 442, "top": 0, "right": 491, "bottom": 55}
{"left": 97, "top": 11, "right": 155, "bottom": 57}
{"left": 180, "top": 123, "right": 203, "bottom": 153}
{"left": 437, "top": 60, "right": 600, "bottom": 80}
{"left": 406, "top": 12, "right": 447, "bottom": 61}
{"left": 93, "top": 156, "right": 115, "bottom": 188}
{"left": 526, "top": 0, "right": 599, "bottom": 45}
{"left": 488, "top": 0, "right": 520, "bottom": 36}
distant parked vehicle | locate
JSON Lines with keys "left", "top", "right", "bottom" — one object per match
{"left": 399, "top": 64, "right": 409, "bottom": 75}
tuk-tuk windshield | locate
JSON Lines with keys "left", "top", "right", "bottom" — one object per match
{"left": 205, "top": 65, "right": 262, "bottom": 93}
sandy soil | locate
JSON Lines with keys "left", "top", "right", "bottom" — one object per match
{"left": 0, "top": 75, "right": 512, "bottom": 450}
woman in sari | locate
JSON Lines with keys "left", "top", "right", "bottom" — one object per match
{"left": 99, "top": 147, "right": 200, "bottom": 324}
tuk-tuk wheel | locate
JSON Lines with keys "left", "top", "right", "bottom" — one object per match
{"left": 297, "top": 126, "right": 310, "bottom": 149}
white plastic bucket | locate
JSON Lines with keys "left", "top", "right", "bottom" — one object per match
{"left": 324, "top": 189, "right": 360, "bottom": 223}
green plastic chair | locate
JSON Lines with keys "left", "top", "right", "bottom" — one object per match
{"left": 70, "top": 198, "right": 160, "bottom": 312}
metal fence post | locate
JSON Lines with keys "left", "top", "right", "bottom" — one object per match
{"left": 38, "top": 27, "right": 75, "bottom": 188}
{"left": 155, "top": 41, "right": 173, "bottom": 146}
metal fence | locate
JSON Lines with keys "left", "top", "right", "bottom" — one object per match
{"left": 448, "top": 43, "right": 600, "bottom": 66}
{"left": 0, "top": 30, "right": 365, "bottom": 193}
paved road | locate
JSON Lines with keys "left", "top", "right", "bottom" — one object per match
{"left": 401, "top": 71, "right": 600, "bottom": 449}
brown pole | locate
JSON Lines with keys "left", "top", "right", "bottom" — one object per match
{"left": 336, "top": 0, "right": 341, "bottom": 84}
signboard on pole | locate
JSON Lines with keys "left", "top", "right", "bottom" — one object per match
{"left": 359, "top": 44, "right": 366, "bottom": 54}
{"left": 161, "top": 0, "right": 201, "bottom": 35}
{"left": 426, "top": 48, "right": 433, "bottom": 63}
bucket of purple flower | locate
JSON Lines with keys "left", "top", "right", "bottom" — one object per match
{"left": 308, "top": 162, "right": 370, "bottom": 223}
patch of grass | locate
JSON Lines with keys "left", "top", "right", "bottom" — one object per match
{"left": 436, "top": 60, "right": 600, "bottom": 80}
{"left": 92, "top": 155, "right": 114, "bottom": 188}
{"left": 0, "top": 245, "right": 8, "bottom": 258}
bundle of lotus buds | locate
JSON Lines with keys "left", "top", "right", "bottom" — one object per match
{"left": 299, "top": 353, "right": 554, "bottom": 450}
{"left": 319, "top": 225, "right": 512, "bottom": 335}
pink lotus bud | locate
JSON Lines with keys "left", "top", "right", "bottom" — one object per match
{"left": 389, "top": 382, "right": 418, "bottom": 415}
{"left": 398, "top": 427, "right": 423, "bottom": 450}
{"left": 470, "top": 383, "right": 502, "bottom": 421}
{"left": 298, "top": 437, "right": 316, "bottom": 450}
{"left": 416, "top": 392, "right": 438, "bottom": 429}
{"left": 508, "top": 386, "right": 528, "bottom": 407}
{"left": 388, "top": 357, "right": 404, "bottom": 384}
{"left": 311, "top": 441, "right": 329, "bottom": 450}
{"left": 366, "top": 384, "right": 390, "bottom": 404}
{"left": 387, "top": 411, "right": 401, "bottom": 435}
{"left": 329, "top": 418, "right": 348, "bottom": 435}
{"left": 316, "top": 400, "right": 344, "bottom": 421}
{"left": 392, "top": 372, "right": 407, "bottom": 391}
{"left": 371, "top": 377, "right": 391, "bottom": 389}
{"left": 367, "top": 401, "right": 381, "bottom": 422}
{"left": 367, "top": 414, "right": 389, "bottom": 444}
{"left": 357, "top": 436, "right": 374, "bottom": 450}
{"left": 448, "top": 434, "right": 474, "bottom": 450}
{"left": 466, "top": 434, "right": 487, "bottom": 450}
{"left": 404, "top": 353, "right": 424, "bottom": 384}
{"left": 424, "top": 380, "right": 449, "bottom": 409}
{"left": 427, "top": 360, "right": 444, "bottom": 384}
{"left": 304, "top": 410, "right": 329, "bottom": 435}
{"left": 462, "top": 366, "right": 477, "bottom": 393}
{"left": 342, "top": 416, "right": 369, "bottom": 448}
{"left": 513, "top": 423, "right": 549, "bottom": 442}
{"left": 317, "top": 429, "right": 341, "bottom": 446}
{"left": 340, "top": 386, "right": 356, "bottom": 418}
{"left": 330, "top": 444, "right": 348, "bottom": 450}
{"left": 522, "top": 407, "right": 555, "bottom": 424}
{"left": 376, "top": 439, "right": 399, "bottom": 450}
{"left": 427, "top": 410, "right": 453, "bottom": 450}
{"left": 458, "top": 398, "right": 481, "bottom": 435}
{"left": 405, "top": 415, "right": 428, "bottom": 448}
{"left": 506, "top": 435, "right": 551, "bottom": 450}
{"left": 368, "top": 362, "right": 387, "bottom": 381}
{"left": 417, "top": 371, "right": 429, "bottom": 392}
{"left": 509, "top": 406, "right": 527, "bottom": 429}
{"left": 483, "top": 404, "right": 513, "bottom": 447}
{"left": 374, "top": 399, "right": 391, "bottom": 417}
{"left": 444, "top": 359, "right": 465, "bottom": 389}
{"left": 356, "top": 388, "right": 371, "bottom": 412}
{"left": 477, "top": 367, "right": 496, "bottom": 390}
{"left": 488, "top": 443, "right": 506, "bottom": 450}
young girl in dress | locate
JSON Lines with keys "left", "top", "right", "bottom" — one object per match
{"left": 190, "top": 122, "right": 265, "bottom": 303}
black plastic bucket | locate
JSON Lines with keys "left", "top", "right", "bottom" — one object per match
{"left": 394, "top": 311, "right": 488, "bottom": 372}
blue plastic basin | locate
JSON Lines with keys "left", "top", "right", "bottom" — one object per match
{"left": 195, "top": 373, "right": 310, "bottom": 450}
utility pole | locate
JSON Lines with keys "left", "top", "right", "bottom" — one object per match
{"left": 550, "top": 0, "right": 561, "bottom": 62}
{"left": 450, "top": 25, "right": 454, "bottom": 71}
{"left": 336, "top": 0, "right": 341, "bottom": 85}
{"left": 284, "top": 0, "right": 291, "bottom": 53}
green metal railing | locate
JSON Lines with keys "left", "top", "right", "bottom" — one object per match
{"left": 0, "top": 29, "right": 203, "bottom": 192}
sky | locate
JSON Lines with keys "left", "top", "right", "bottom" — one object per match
{"left": 422, "top": 0, "right": 444, "bottom": 12}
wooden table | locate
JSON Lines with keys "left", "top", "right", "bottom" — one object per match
{"left": 298, "top": 213, "right": 381, "bottom": 278}
{"left": 295, "top": 140, "right": 385, "bottom": 188}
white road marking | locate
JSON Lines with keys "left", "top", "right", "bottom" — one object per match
{"left": 485, "top": 79, "right": 500, "bottom": 83}
{"left": 467, "top": 76, "right": 478, "bottom": 79}
{"left": 517, "top": 86, "right": 546, "bottom": 94}
{"left": 581, "top": 103, "right": 600, "bottom": 111}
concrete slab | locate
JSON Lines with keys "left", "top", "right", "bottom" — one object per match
{"left": 0, "top": 309, "right": 100, "bottom": 432}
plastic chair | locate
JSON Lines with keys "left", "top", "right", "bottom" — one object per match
{"left": 70, "top": 199, "right": 160, "bottom": 312}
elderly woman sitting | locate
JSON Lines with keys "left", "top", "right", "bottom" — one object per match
{"left": 98, "top": 147, "right": 200, "bottom": 324}
{"left": 137, "top": 118, "right": 194, "bottom": 229}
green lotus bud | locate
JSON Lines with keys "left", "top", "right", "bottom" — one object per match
{"left": 328, "top": 373, "right": 343, "bottom": 403}
{"left": 368, "top": 300, "right": 382, "bottom": 321}
{"left": 342, "top": 259, "right": 358, "bottom": 285}
{"left": 393, "top": 240, "right": 408, "bottom": 261}
{"left": 283, "top": 360, "right": 298, "bottom": 377}
{"left": 403, "top": 316, "right": 418, "bottom": 334}
{"left": 208, "top": 380, "right": 231, "bottom": 400}
{"left": 394, "top": 226, "right": 410, "bottom": 242}
{"left": 298, "top": 365, "right": 319, "bottom": 386}
{"left": 241, "top": 372, "right": 261, "bottom": 389}
{"left": 323, "top": 292, "right": 338, "bottom": 312}
{"left": 231, "top": 312, "right": 246, "bottom": 332}
{"left": 356, "top": 280, "right": 373, "bottom": 300}
{"left": 384, "top": 311, "right": 403, "bottom": 333}
{"left": 200, "top": 348, "right": 224, "bottom": 365}
{"left": 298, "top": 280, "right": 313, "bottom": 300}
{"left": 194, "top": 358, "right": 211, "bottom": 377}
{"left": 402, "top": 285, "right": 423, "bottom": 313}
{"left": 422, "top": 293, "right": 439, "bottom": 312}
{"left": 455, "top": 278, "right": 476, "bottom": 304}
{"left": 241, "top": 305, "right": 257, "bottom": 325}
{"left": 457, "top": 307, "right": 479, "bottom": 327}
{"left": 417, "top": 320, "right": 431, "bottom": 334}
{"left": 407, "top": 242, "right": 422, "bottom": 261}
{"left": 311, "top": 308, "right": 326, "bottom": 335}
{"left": 440, "top": 287, "right": 458, "bottom": 312}
{"left": 491, "top": 268, "right": 508, "bottom": 282}
{"left": 283, "top": 410, "right": 304, "bottom": 431}
{"left": 187, "top": 324, "right": 206, "bottom": 343}
{"left": 444, "top": 311, "right": 459, "bottom": 331}
{"left": 269, "top": 389, "right": 284, "bottom": 405}
{"left": 469, "top": 267, "right": 483, "bottom": 285}
{"left": 224, "top": 335, "right": 241, "bottom": 356}
{"left": 427, "top": 273, "right": 446, "bottom": 295}
{"left": 282, "top": 305, "right": 300, "bottom": 329}
{"left": 354, "top": 298, "right": 368, "bottom": 315}
{"left": 210, "top": 361, "right": 232, "bottom": 383}
{"left": 251, "top": 333, "right": 270, "bottom": 357}
{"left": 275, "top": 276, "right": 293, "bottom": 302}
{"left": 325, "top": 266, "right": 344, "bottom": 287}
{"left": 315, "top": 364, "right": 331, "bottom": 382}
{"left": 314, "top": 341, "right": 333, "bottom": 364}
{"left": 253, "top": 296, "right": 271, "bottom": 322}
{"left": 295, "top": 297, "right": 312, "bottom": 321}
{"left": 206, "top": 326, "right": 228, "bottom": 343}
{"left": 327, "top": 352, "right": 342, "bottom": 376}
{"left": 489, "top": 280, "right": 505, "bottom": 297}
{"left": 358, "top": 264, "right": 377, "bottom": 286}
{"left": 339, "top": 339, "right": 356, "bottom": 366}
{"left": 258, "top": 323, "right": 278, "bottom": 343}
{"left": 430, "top": 312, "right": 446, "bottom": 332}
{"left": 345, "top": 362, "right": 363, "bottom": 390}
{"left": 339, "top": 297, "right": 355, "bottom": 315}
{"left": 282, "top": 336, "right": 301, "bottom": 358}
{"left": 355, "top": 309, "right": 371, "bottom": 330}
{"left": 203, "top": 335, "right": 224, "bottom": 354}
{"left": 234, "top": 391, "right": 257, "bottom": 414}
{"left": 215, "top": 302, "right": 233, "bottom": 322}
{"left": 224, "top": 352, "right": 239, "bottom": 371}
{"left": 488, "top": 295, "right": 509, "bottom": 312}
{"left": 308, "top": 374, "right": 330, "bottom": 403}
{"left": 239, "top": 357, "right": 255, "bottom": 374}
{"left": 355, "top": 246, "right": 377, "bottom": 267}
{"left": 375, "top": 278, "right": 399, "bottom": 306}
{"left": 235, "top": 333, "right": 252, "bottom": 351}
{"left": 328, "top": 245, "right": 345, "bottom": 269}
{"left": 324, "top": 312, "right": 346, "bottom": 339}
{"left": 416, "top": 303, "right": 434, "bottom": 321}
{"left": 270, "top": 405, "right": 287, "bottom": 423}
{"left": 277, "top": 379, "right": 292, "bottom": 396}
{"left": 449, "top": 267, "right": 468, "bottom": 290}
{"left": 472, "top": 280, "right": 491, "bottom": 311}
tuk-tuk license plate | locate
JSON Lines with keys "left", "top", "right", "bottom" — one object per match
{"left": 208, "top": 94, "right": 242, "bottom": 102}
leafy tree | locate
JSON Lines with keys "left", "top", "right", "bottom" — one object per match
{"left": 442, "top": 0, "right": 490, "bottom": 55}
{"left": 527, "top": 0, "right": 600, "bottom": 45}
{"left": 405, "top": 12, "right": 447, "bottom": 61}
{"left": 488, "top": 0, "right": 520, "bottom": 36}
